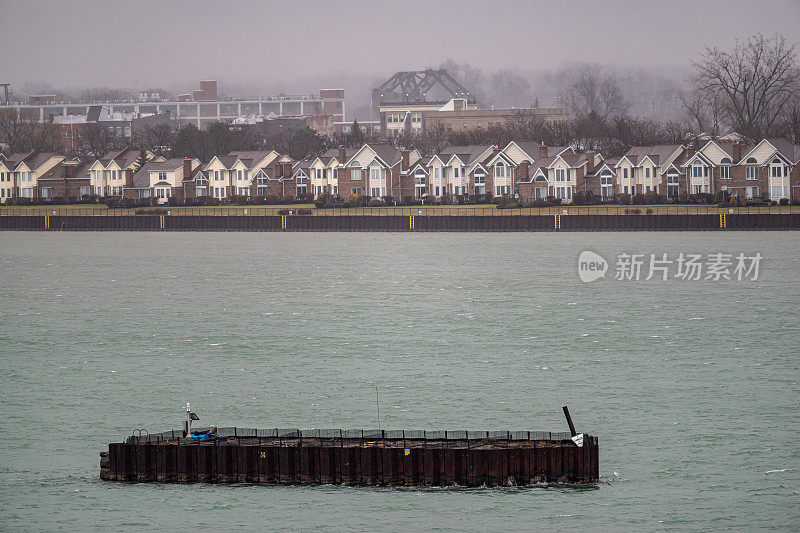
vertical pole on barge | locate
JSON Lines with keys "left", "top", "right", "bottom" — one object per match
{"left": 562, "top": 406, "right": 577, "bottom": 437}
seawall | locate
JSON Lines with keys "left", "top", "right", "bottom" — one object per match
{"left": 3, "top": 213, "right": 799, "bottom": 231}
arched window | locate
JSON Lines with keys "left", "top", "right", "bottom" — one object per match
{"left": 746, "top": 158, "right": 758, "bottom": 180}
{"left": 495, "top": 161, "right": 506, "bottom": 178}
{"left": 474, "top": 169, "right": 486, "bottom": 195}
{"left": 720, "top": 157, "right": 731, "bottom": 179}
{"left": 600, "top": 169, "right": 613, "bottom": 199}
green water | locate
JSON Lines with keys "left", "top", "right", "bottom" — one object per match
{"left": 0, "top": 232, "right": 798, "bottom": 531}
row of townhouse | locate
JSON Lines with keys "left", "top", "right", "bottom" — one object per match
{"left": 2, "top": 138, "right": 798, "bottom": 205}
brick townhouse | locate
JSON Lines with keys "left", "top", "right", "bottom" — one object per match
{"left": 0, "top": 151, "right": 65, "bottom": 202}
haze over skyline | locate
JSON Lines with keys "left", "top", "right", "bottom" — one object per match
{"left": 2, "top": 0, "right": 799, "bottom": 93}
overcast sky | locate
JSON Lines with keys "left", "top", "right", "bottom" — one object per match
{"left": 2, "top": 0, "right": 799, "bottom": 92}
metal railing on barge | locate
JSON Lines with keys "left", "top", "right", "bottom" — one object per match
{"left": 126, "top": 427, "right": 596, "bottom": 446}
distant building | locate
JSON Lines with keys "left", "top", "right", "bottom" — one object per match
{"left": 8, "top": 80, "right": 345, "bottom": 128}
{"left": 379, "top": 98, "right": 569, "bottom": 134}
{"left": 233, "top": 114, "right": 336, "bottom": 137}
{"left": 51, "top": 106, "right": 171, "bottom": 151}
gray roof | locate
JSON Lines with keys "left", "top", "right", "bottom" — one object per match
{"left": 321, "top": 147, "right": 358, "bottom": 162}
{"left": 766, "top": 138, "right": 800, "bottom": 164}
{"left": 437, "top": 145, "right": 494, "bottom": 166}
{"left": 2, "top": 151, "right": 62, "bottom": 170}
{"left": 512, "top": 141, "right": 571, "bottom": 160}
{"left": 623, "top": 145, "right": 682, "bottom": 166}
{"left": 368, "top": 143, "right": 402, "bottom": 166}
{"left": 38, "top": 160, "right": 90, "bottom": 181}
{"left": 228, "top": 150, "right": 276, "bottom": 163}
{"left": 99, "top": 147, "right": 140, "bottom": 169}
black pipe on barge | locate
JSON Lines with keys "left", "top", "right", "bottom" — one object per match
{"left": 100, "top": 427, "right": 599, "bottom": 486}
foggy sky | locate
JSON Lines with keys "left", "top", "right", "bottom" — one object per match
{"left": 2, "top": 0, "right": 799, "bottom": 92}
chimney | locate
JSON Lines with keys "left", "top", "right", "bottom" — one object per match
{"left": 61, "top": 163, "right": 75, "bottom": 179}
{"left": 686, "top": 146, "right": 696, "bottom": 159}
{"left": 732, "top": 142, "right": 745, "bottom": 163}
{"left": 283, "top": 162, "right": 292, "bottom": 177}
{"left": 183, "top": 157, "right": 192, "bottom": 180}
{"left": 339, "top": 145, "right": 347, "bottom": 163}
{"left": 401, "top": 148, "right": 410, "bottom": 170}
{"left": 275, "top": 163, "right": 282, "bottom": 177}
{"left": 539, "top": 144, "right": 548, "bottom": 158}
{"left": 453, "top": 98, "right": 464, "bottom": 111}
{"left": 585, "top": 151, "right": 596, "bottom": 174}
{"left": 125, "top": 168, "right": 134, "bottom": 186}
{"left": 520, "top": 160, "right": 530, "bottom": 180}
{"left": 492, "top": 146, "right": 501, "bottom": 158}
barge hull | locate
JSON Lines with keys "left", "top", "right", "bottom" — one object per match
{"left": 101, "top": 436, "right": 599, "bottom": 486}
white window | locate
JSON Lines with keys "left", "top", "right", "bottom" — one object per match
{"left": 692, "top": 165, "right": 707, "bottom": 178}
{"left": 720, "top": 158, "right": 731, "bottom": 179}
{"left": 600, "top": 170, "right": 613, "bottom": 199}
{"left": 746, "top": 158, "right": 758, "bottom": 180}
{"left": 41, "top": 187, "right": 52, "bottom": 198}
{"left": 666, "top": 170, "right": 679, "bottom": 199}
{"left": 746, "top": 186, "right": 758, "bottom": 199}
{"left": 555, "top": 186, "right": 571, "bottom": 199}
{"left": 157, "top": 171, "right": 167, "bottom": 181}
{"left": 495, "top": 185, "right": 510, "bottom": 196}
{"left": 474, "top": 170, "right": 486, "bottom": 195}
{"left": 495, "top": 162, "right": 506, "bottom": 179}
{"left": 414, "top": 169, "right": 426, "bottom": 198}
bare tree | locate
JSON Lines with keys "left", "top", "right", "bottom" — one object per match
{"left": 134, "top": 123, "right": 174, "bottom": 157}
{"left": 558, "top": 64, "right": 628, "bottom": 120}
{"left": 440, "top": 58, "right": 485, "bottom": 99}
{"left": 679, "top": 87, "right": 724, "bottom": 135}
{"left": 490, "top": 70, "right": 532, "bottom": 108}
{"left": 0, "top": 109, "right": 62, "bottom": 153}
{"left": 692, "top": 33, "right": 799, "bottom": 139}
{"left": 0, "top": 109, "right": 37, "bottom": 152}
{"left": 74, "top": 122, "right": 122, "bottom": 160}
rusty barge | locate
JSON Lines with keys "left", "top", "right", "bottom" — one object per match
{"left": 100, "top": 407, "right": 598, "bottom": 486}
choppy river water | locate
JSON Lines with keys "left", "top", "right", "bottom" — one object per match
{"left": 0, "top": 231, "right": 798, "bottom": 531}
